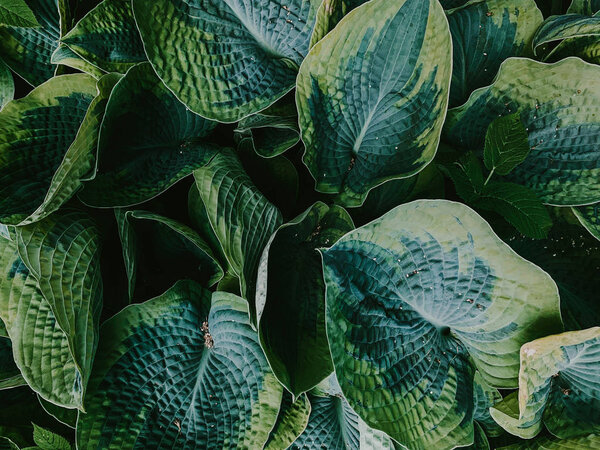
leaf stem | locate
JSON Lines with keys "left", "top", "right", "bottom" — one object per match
{"left": 484, "top": 168, "right": 495, "bottom": 186}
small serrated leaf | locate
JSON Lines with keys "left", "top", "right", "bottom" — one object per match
{"left": 32, "top": 424, "right": 71, "bottom": 450}
{"left": 484, "top": 113, "right": 530, "bottom": 176}
{"left": 0, "top": 0, "right": 39, "bottom": 27}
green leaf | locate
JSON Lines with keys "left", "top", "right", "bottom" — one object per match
{"left": 534, "top": 13, "right": 600, "bottom": 65}
{"left": 0, "top": 336, "right": 26, "bottom": 389}
{"left": 77, "top": 280, "right": 283, "bottom": 448}
{"left": 321, "top": 200, "right": 562, "bottom": 448}
{"left": 447, "top": 0, "right": 543, "bottom": 107}
{"left": 441, "top": 0, "right": 469, "bottom": 8}
{"left": 265, "top": 392, "right": 310, "bottom": 450}
{"left": 61, "top": 0, "right": 145, "bottom": 72}
{"left": 297, "top": 0, "right": 452, "bottom": 207}
{"left": 568, "top": 0, "right": 600, "bottom": 14}
{"left": 441, "top": 152, "right": 485, "bottom": 203}
{"left": 37, "top": 397, "right": 77, "bottom": 429}
{"left": 78, "top": 62, "right": 219, "bottom": 207}
{"left": 0, "top": 58, "right": 14, "bottom": 110}
{"left": 132, "top": 0, "right": 321, "bottom": 123}
{"left": 473, "top": 371, "right": 503, "bottom": 437}
{"left": 310, "top": 0, "right": 367, "bottom": 47}
{"left": 115, "top": 209, "right": 223, "bottom": 302}
{"left": 444, "top": 57, "right": 600, "bottom": 206}
{"left": 469, "top": 422, "right": 491, "bottom": 450}
{"left": 50, "top": 44, "right": 106, "bottom": 78}
{"left": 0, "top": 0, "right": 59, "bottom": 85}
{"left": 256, "top": 202, "right": 354, "bottom": 397}
{"left": 0, "top": 73, "right": 98, "bottom": 226}
{"left": 0, "top": 0, "right": 39, "bottom": 27}
{"left": 573, "top": 202, "right": 600, "bottom": 241}
{"left": 193, "top": 149, "right": 283, "bottom": 320}
{"left": 483, "top": 113, "right": 531, "bottom": 176}
{"left": 32, "top": 425, "right": 70, "bottom": 450}
{"left": 491, "top": 327, "right": 600, "bottom": 439}
{"left": 498, "top": 433, "right": 600, "bottom": 449}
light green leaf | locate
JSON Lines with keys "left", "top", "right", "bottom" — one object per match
{"left": 32, "top": 425, "right": 70, "bottom": 450}
{"left": 0, "top": 0, "right": 39, "bottom": 27}
{"left": 0, "top": 73, "right": 98, "bottom": 226}
{"left": 310, "top": 0, "right": 367, "bottom": 47}
{"left": 0, "top": 58, "right": 14, "bottom": 110}
{"left": 265, "top": 392, "right": 310, "bottom": 450}
{"left": 50, "top": 44, "right": 106, "bottom": 78}
{"left": 297, "top": 0, "right": 452, "bottom": 207}
{"left": 115, "top": 209, "right": 223, "bottom": 302}
{"left": 444, "top": 57, "right": 600, "bottom": 206}
{"left": 78, "top": 62, "right": 219, "bottom": 207}
{"left": 321, "top": 200, "right": 562, "bottom": 448}
{"left": 257, "top": 202, "right": 353, "bottom": 397}
{"left": 483, "top": 113, "right": 530, "bottom": 176}
{"left": 132, "top": 0, "right": 321, "bottom": 123}
{"left": 491, "top": 328, "right": 600, "bottom": 439}
{"left": 77, "top": 281, "right": 283, "bottom": 449}
{"left": 473, "top": 371, "right": 503, "bottom": 437}
{"left": 533, "top": 13, "right": 600, "bottom": 64}
{"left": 0, "top": 336, "right": 25, "bottom": 390}
{"left": 568, "top": 0, "right": 600, "bottom": 14}
{"left": 194, "top": 149, "right": 283, "bottom": 319}
{"left": 573, "top": 202, "right": 600, "bottom": 241}
{"left": 498, "top": 432, "right": 600, "bottom": 449}
{"left": 61, "top": 0, "right": 145, "bottom": 72}
{"left": 0, "top": 0, "right": 59, "bottom": 85}
{"left": 447, "top": 0, "right": 543, "bottom": 107}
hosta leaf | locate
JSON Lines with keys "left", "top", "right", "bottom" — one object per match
{"left": 256, "top": 202, "right": 354, "bottom": 397}
{"left": 50, "top": 44, "right": 106, "bottom": 77}
{"left": 533, "top": 13, "right": 600, "bottom": 64}
{"left": 499, "top": 433, "right": 600, "bottom": 449}
{"left": 310, "top": 0, "right": 367, "bottom": 47}
{"left": 447, "top": 0, "right": 543, "bottom": 107}
{"left": 132, "top": 0, "right": 321, "bottom": 123}
{"left": 78, "top": 62, "right": 219, "bottom": 207}
{"left": 473, "top": 371, "right": 503, "bottom": 437}
{"left": 0, "top": 0, "right": 59, "bottom": 85}
{"left": 38, "top": 397, "right": 77, "bottom": 428}
{"left": 265, "top": 392, "right": 310, "bottom": 450}
{"left": 115, "top": 209, "right": 223, "bottom": 302}
{"left": 321, "top": 200, "right": 562, "bottom": 449}
{"left": 573, "top": 203, "right": 600, "bottom": 241}
{"left": 491, "top": 328, "right": 600, "bottom": 439}
{"left": 0, "top": 73, "right": 98, "bottom": 226}
{"left": 61, "top": 0, "right": 145, "bottom": 72}
{"left": 0, "top": 336, "right": 25, "bottom": 389}
{"left": 568, "top": 0, "right": 600, "bottom": 14}
{"left": 194, "top": 149, "right": 283, "bottom": 319}
{"left": 14, "top": 210, "right": 102, "bottom": 409}
{"left": 0, "top": 0, "right": 39, "bottom": 27}
{"left": 77, "top": 281, "right": 283, "bottom": 448}
{"left": 470, "top": 422, "right": 491, "bottom": 450}
{"left": 441, "top": 0, "right": 469, "bottom": 8}
{"left": 483, "top": 113, "right": 530, "bottom": 176}
{"left": 297, "top": 0, "right": 452, "bottom": 207}
{"left": 0, "top": 58, "right": 14, "bottom": 110}
{"left": 32, "top": 424, "right": 70, "bottom": 450}
{"left": 444, "top": 57, "right": 600, "bottom": 206}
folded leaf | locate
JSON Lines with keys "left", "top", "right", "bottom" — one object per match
{"left": 50, "top": 44, "right": 106, "bottom": 78}
{"left": 297, "top": 0, "right": 452, "bottom": 206}
{"left": 0, "top": 0, "right": 40, "bottom": 27}
{"left": 445, "top": 57, "right": 600, "bottom": 206}
{"left": 322, "top": 200, "right": 562, "bottom": 448}
{"left": 265, "top": 392, "right": 310, "bottom": 450}
{"left": 257, "top": 202, "right": 353, "bottom": 397}
{"left": 77, "top": 281, "right": 283, "bottom": 449}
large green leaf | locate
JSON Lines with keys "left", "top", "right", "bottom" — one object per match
{"left": 568, "top": 0, "right": 600, "bottom": 14}
{"left": 50, "top": 43, "right": 106, "bottom": 78}
{"left": 61, "top": 0, "right": 145, "bottom": 72}
{"left": 78, "top": 62, "right": 219, "bottom": 207}
{"left": 491, "top": 328, "right": 600, "bottom": 439}
{"left": 499, "top": 433, "right": 600, "bottom": 449}
{"left": 0, "top": 0, "right": 39, "bottom": 27}
{"left": 0, "top": 58, "right": 14, "bottom": 110}
{"left": 265, "top": 392, "right": 310, "bottom": 450}
{"left": 533, "top": 13, "right": 600, "bottom": 64}
{"left": 310, "top": 0, "right": 367, "bottom": 47}
{"left": 0, "top": 73, "right": 98, "bottom": 226}
{"left": 77, "top": 281, "right": 283, "bottom": 448}
{"left": 573, "top": 202, "right": 600, "bottom": 241}
{"left": 256, "top": 202, "right": 353, "bottom": 397}
{"left": 447, "top": 0, "right": 542, "bottom": 107}
{"left": 132, "top": 0, "right": 321, "bottom": 123}
{"left": 194, "top": 149, "right": 283, "bottom": 319}
{"left": 472, "top": 371, "right": 503, "bottom": 437}
{"left": 321, "top": 200, "right": 562, "bottom": 449}
{"left": 0, "top": 0, "right": 59, "bottom": 85}
{"left": 483, "top": 113, "right": 531, "bottom": 176}
{"left": 0, "top": 336, "right": 25, "bottom": 389}
{"left": 297, "top": 0, "right": 452, "bottom": 207}
{"left": 444, "top": 57, "right": 600, "bottom": 206}
{"left": 115, "top": 209, "right": 223, "bottom": 302}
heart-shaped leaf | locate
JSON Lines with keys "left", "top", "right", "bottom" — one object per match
{"left": 78, "top": 62, "right": 219, "bottom": 207}
{"left": 257, "top": 201, "right": 353, "bottom": 397}
{"left": 321, "top": 200, "right": 562, "bottom": 448}
{"left": 132, "top": 0, "right": 321, "bottom": 122}
{"left": 77, "top": 280, "right": 283, "bottom": 448}
{"left": 297, "top": 0, "right": 452, "bottom": 206}
{"left": 444, "top": 57, "right": 600, "bottom": 206}
{"left": 491, "top": 327, "right": 600, "bottom": 439}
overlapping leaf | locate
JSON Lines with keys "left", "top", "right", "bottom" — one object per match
{"left": 573, "top": 203, "right": 600, "bottom": 241}
{"left": 0, "top": 335, "right": 25, "bottom": 389}
{"left": 297, "top": 0, "right": 452, "bottom": 206}
{"left": 0, "top": 58, "right": 14, "bottom": 110}
{"left": 265, "top": 392, "right": 310, "bottom": 450}
{"left": 568, "top": 0, "right": 600, "bottom": 14}
{"left": 256, "top": 202, "right": 353, "bottom": 397}
{"left": 447, "top": 0, "right": 543, "bottom": 107}
{"left": 77, "top": 281, "right": 283, "bottom": 448}
{"left": 0, "top": 0, "right": 39, "bottom": 27}
{"left": 310, "top": 0, "right": 367, "bottom": 46}
{"left": 132, "top": 0, "right": 321, "bottom": 122}
{"left": 498, "top": 433, "right": 600, "bottom": 449}
{"left": 444, "top": 57, "right": 600, "bottom": 206}
{"left": 491, "top": 328, "right": 600, "bottom": 439}
{"left": 79, "top": 62, "right": 219, "bottom": 207}
{"left": 321, "top": 200, "right": 562, "bottom": 448}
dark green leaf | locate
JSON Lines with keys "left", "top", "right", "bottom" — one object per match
{"left": 483, "top": 113, "right": 531, "bottom": 176}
